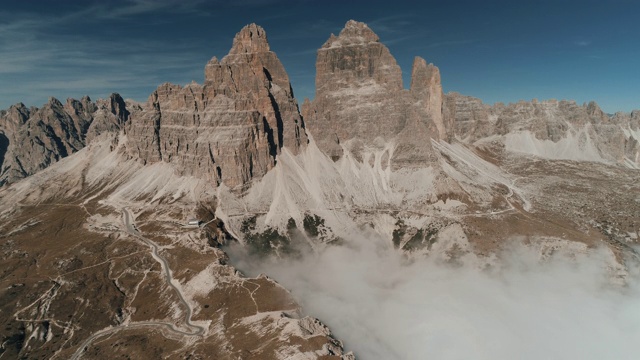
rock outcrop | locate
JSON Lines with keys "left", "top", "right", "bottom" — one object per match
{"left": 442, "top": 93, "right": 496, "bottom": 141}
{"left": 612, "top": 110, "right": 640, "bottom": 165}
{"left": 85, "top": 93, "right": 133, "bottom": 143}
{"left": 125, "top": 24, "right": 307, "bottom": 191}
{"left": 410, "top": 56, "right": 451, "bottom": 141}
{"left": 0, "top": 94, "right": 129, "bottom": 186}
{"left": 303, "top": 20, "right": 445, "bottom": 169}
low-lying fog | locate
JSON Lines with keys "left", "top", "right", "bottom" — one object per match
{"left": 228, "top": 235, "right": 640, "bottom": 360}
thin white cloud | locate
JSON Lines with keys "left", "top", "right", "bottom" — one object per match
{"left": 103, "top": 0, "right": 208, "bottom": 18}
{"left": 368, "top": 14, "right": 417, "bottom": 34}
{"left": 366, "top": 15, "right": 440, "bottom": 46}
{"left": 0, "top": 4, "right": 214, "bottom": 108}
{"left": 425, "top": 39, "right": 474, "bottom": 49}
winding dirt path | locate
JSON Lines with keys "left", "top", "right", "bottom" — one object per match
{"left": 69, "top": 208, "right": 203, "bottom": 360}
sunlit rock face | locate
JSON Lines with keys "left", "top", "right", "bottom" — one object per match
{"left": 302, "top": 20, "right": 444, "bottom": 169}
{"left": 125, "top": 24, "right": 307, "bottom": 191}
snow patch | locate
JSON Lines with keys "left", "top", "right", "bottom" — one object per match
{"left": 183, "top": 263, "right": 219, "bottom": 299}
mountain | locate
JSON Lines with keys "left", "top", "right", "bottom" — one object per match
{"left": 124, "top": 24, "right": 307, "bottom": 191}
{"left": 0, "top": 20, "right": 638, "bottom": 359}
{"left": 0, "top": 94, "right": 133, "bottom": 187}
{"left": 444, "top": 93, "right": 640, "bottom": 167}
{"left": 302, "top": 20, "right": 445, "bottom": 167}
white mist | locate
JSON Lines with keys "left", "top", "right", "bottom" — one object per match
{"left": 229, "top": 236, "right": 640, "bottom": 360}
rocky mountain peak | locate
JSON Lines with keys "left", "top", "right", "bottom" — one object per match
{"left": 65, "top": 96, "right": 94, "bottom": 114}
{"left": 205, "top": 24, "right": 291, "bottom": 90}
{"left": 228, "top": 23, "right": 270, "bottom": 54}
{"left": 586, "top": 100, "right": 607, "bottom": 121}
{"left": 322, "top": 20, "right": 379, "bottom": 48}
{"left": 125, "top": 23, "right": 307, "bottom": 191}
{"left": 410, "top": 57, "right": 440, "bottom": 93}
{"left": 8, "top": 102, "right": 27, "bottom": 112}
{"left": 305, "top": 20, "right": 442, "bottom": 167}
{"left": 108, "top": 93, "right": 130, "bottom": 123}
{"left": 315, "top": 20, "right": 403, "bottom": 95}
{"left": 47, "top": 96, "right": 63, "bottom": 109}
{"left": 410, "top": 56, "right": 448, "bottom": 140}
{"left": 5, "top": 103, "right": 30, "bottom": 126}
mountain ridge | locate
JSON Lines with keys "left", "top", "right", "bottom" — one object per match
{"left": 2, "top": 21, "right": 638, "bottom": 190}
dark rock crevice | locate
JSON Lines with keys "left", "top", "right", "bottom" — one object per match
{"left": 0, "top": 132, "right": 8, "bottom": 171}
{"left": 152, "top": 110, "right": 163, "bottom": 162}
{"left": 262, "top": 117, "right": 278, "bottom": 160}
{"left": 110, "top": 93, "right": 130, "bottom": 124}
{"left": 263, "top": 67, "right": 285, "bottom": 150}
{"left": 43, "top": 124, "right": 69, "bottom": 159}
{"left": 267, "top": 92, "right": 284, "bottom": 150}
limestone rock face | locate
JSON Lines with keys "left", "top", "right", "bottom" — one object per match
{"left": 612, "top": 110, "right": 640, "bottom": 164}
{"left": 64, "top": 96, "right": 96, "bottom": 139}
{"left": 498, "top": 100, "right": 631, "bottom": 164}
{"left": 444, "top": 93, "right": 494, "bottom": 141}
{"left": 304, "top": 20, "right": 442, "bottom": 168}
{"left": 494, "top": 100, "right": 601, "bottom": 140}
{"left": 410, "top": 56, "right": 450, "bottom": 141}
{"left": 125, "top": 24, "right": 307, "bottom": 191}
{"left": 315, "top": 20, "right": 403, "bottom": 94}
{"left": 205, "top": 23, "right": 307, "bottom": 153}
{"left": 0, "top": 95, "right": 129, "bottom": 186}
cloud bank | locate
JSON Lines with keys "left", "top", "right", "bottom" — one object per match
{"left": 229, "top": 236, "right": 640, "bottom": 360}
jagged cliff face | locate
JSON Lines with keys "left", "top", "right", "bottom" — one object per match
{"left": 410, "top": 57, "right": 451, "bottom": 141}
{"left": 302, "top": 21, "right": 445, "bottom": 169}
{"left": 442, "top": 93, "right": 495, "bottom": 141}
{"left": 206, "top": 23, "right": 307, "bottom": 153}
{"left": 125, "top": 24, "right": 307, "bottom": 191}
{"left": 0, "top": 94, "right": 128, "bottom": 186}
{"left": 613, "top": 110, "right": 640, "bottom": 165}
{"left": 86, "top": 93, "right": 133, "bottom": 143}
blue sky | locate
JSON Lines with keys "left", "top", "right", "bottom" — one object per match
{"left": 1, "top": 0, "right": 638, "bottom": 113}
